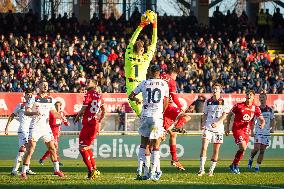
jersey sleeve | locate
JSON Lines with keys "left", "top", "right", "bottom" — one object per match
{"left": 254, "top": 106, "right": 262, "bottom": 118}
{"left": 13, "top": 104, "right": 21, "bottom": 115}
{"left": 129, "top": 26, "right": 143, "bottom": 45}
{"left": 83, "top": 91, "right": 93, "bottom": 106}
{"left": 133, "top": 81, "right": 144, "bottom": 95}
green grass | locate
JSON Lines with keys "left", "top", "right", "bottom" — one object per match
{"left": 0, "top": 160, "right": 284, "bottom": 189}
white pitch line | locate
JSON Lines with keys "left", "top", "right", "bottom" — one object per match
{"left": 113, "top": 176, "right": 284, "bottom": 189}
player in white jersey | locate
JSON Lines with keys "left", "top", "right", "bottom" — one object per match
{"left": 5, "top": 90, "right": 36, "bottom": 176}
{"left": 248, "top": 92, "right": 275, "bottom": 172}
{"left": 129, "top": 65, "right": 169, "bottom": 181}
{"left": 21, "top": 81, "right": 64, "bottom": 179}
{"left": 198, "top": 83, "right": 229, "bottom": 176}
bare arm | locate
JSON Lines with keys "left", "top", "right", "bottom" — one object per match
{"left": 225, "top": 112, "right": 234, "bottom": 136}
{"left": 74, "top": 106, "right": 87, "bottom": 123}
{"left": 258, "top": 116, "right": 265, "bottom": 129}
{"left": 212, "top": 113, "right": 228, "bottom": 128}
{"left": 25, "top": 107, "right": 40, "bottom": 116}
{"left": 270, "top": 118, "right": 275, "bottom": 133}
{"left": 99, "top": 104, "right": 105, "bottom": 123}
{"left": 4, "top": 113, "right": 16, "bottom": 135}
{"left": 129, "top": 91, "right": 142, "bottom": 105}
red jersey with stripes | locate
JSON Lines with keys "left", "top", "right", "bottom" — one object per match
{"left": 82, "top": 89, "right": 104, "bottom": 126}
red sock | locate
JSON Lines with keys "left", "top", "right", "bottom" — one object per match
{"left": 88, "top": 149, "right": 96, "bottom": 170}
{"left": 41, "top": 150, "right": 50, "bottom": 161}
{"left": 175, "top": 117, "right": 187, "bottom": 129}
{"left": 80, "top": 149, "right": 93, "bottom": 172}
{"left": 233, "top": 149, "right": 245, "bottom": 165}
{"left": 170, "top": 145, "right": 178, "bottom": 161}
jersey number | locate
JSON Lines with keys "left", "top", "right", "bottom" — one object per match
{"left": 133, "top": 65, "right": 138, "bottom": 77}
{"left": 146, "top": 88, "right": 161, "bottom": 103}
{"left": 90, "top": 99, "right": 101, "bottom": 114}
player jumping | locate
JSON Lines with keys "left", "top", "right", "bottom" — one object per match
{"left": 248, "top": 92, "right": 275, "bottom": 172}
{"left": 197, "top": 83, "right": 229, "bottom": 176}
{"left": 129, "top": 65, "right": 169, "bottom": 181}
{"left": 5, "top": 90, "right": 36, "bottom": 176}
{"left": 74, "top": 79, "right": 105, "bottom": 179}
{"left": 225, "top": 90, "right": 265, "bottom": 174}
{"left": 39, "top": 101, "right": 70, "bottom": 166}
{"left": 125, "top": 10, "right": 157, "bottom": 116}
{"left": 161, "top": 65, "right": 191, "bottom": 171}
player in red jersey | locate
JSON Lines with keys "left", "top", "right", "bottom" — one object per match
{"left": 225, "top": 90, "right": 265, "bottom": 174}
{"left": 160, "top": 65, "right": 191, "bottom": 171}
{"left": 39, "top": 101, "right": 70, "bottom": 166}
{"left": 74, "top": 79, "right": 105, "bottom": 179}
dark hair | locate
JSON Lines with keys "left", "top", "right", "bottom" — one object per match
{"left": 166, "top": 65, "right": 178, "bottom": 74}
{"left": 150, "top": 65, "right": 160, "bottom": 74}
{"left": 25, "top": 89, "right": 33, "bottom": 94}
{"left": 213, "top": 82, "right": 222, "bottom": 88}
{"left": 246, "top": 89, "right": 255, "bottom": 95}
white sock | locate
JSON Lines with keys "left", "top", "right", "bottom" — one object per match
{"left": 144, "top": 154, "right": 151, "bottom": 176}
{"left": 256, "top": 163, "right": 260, "bottom": 169}
{"left": 200, "top": 157, "right": 206, "bottom": 171}
{"left": 21, "top": 164, "right": 29, "bottom": 174}
{"left": 12, "top": 151, "right": 25, "bottom": 172}
{"left": 151, "top": 150, "right": 160, "bottom": 175}
{"left": 209, "top": 161, "right": 217, "bottom": 172}
{"left": 156, "top": 158, "right": 161, "bottom": 173}
{"left": 137, "top": 147, "right": 145, "bottom": 175}
{"left": 53, "top": 161, "right": 60, "bottom": 172}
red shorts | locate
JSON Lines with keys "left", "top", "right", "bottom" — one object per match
{"left": 51, "top": 127, "right": 60, "bottom": 144}
{"left": 79, "top": 123, "right": 98, "bottom": 146}
{"left": 233, "top": 129, "right": 250, "bottom": 144}
{"left": 163, "top": 105, "right": 182, "bottom": 130}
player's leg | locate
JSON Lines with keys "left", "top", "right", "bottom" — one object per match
{"left": 255, "top": 142, "right": 268, "bottom": 172}
{"left": 11, "top": 132, "right": 27, "bottom": 176}
{"left": 208, "top": 143, "right": 221, "bottom": 176}
{"left": 248, "top": 141, "right": 261, "bottom": 169}
{"left": 198, "top": 136, "right": 209, "bottom": 176}
{"left": 150, "top": 138, "right": 161, "bottom": 180}
{"left": 126, "top": 81, "right": 142, "bottom": 116}
{"left": 45, "top": 140, "right": 64, "bottom": 177}
{"left": 21, "top": 140, "right": 37, "bottom": 179}
{"left": 231, "top": 141, "right": 247, "bottom": 174}
{"left": 137, "top": 135, "right": 149, "bottom": 179}
{"left": 172, "top": 113, "right": 191, "bottom": 133}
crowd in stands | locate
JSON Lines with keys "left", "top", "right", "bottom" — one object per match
{"left": 0, "top": 7, "right": 283, "bottom": 94}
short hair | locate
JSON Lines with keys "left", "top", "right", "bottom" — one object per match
{"left": 150, "top": 65, "right": 160, "bottom": 74}
{"left": 213, "top": 82, "right": 222, "bottom": 88}
{"left": 246, "top": 89, "right": 255, "bottom": 95}
{"left": 55, "top": 101, "right": 62, "bottom": 106}
{"left": 133, "top": 40, "right": 144, "bottom": 54}
{"left": 259, "top": 91, "right": 267, "bottom": 97}
{"left": 166, "top": 65, "right": 178, "bottom": 74}
{"left": 25, "top": 89, "right": 33, "bottom": 94}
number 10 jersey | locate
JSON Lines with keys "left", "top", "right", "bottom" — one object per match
{"left": 133, "top": 79, "right": 169, "bottom": 119}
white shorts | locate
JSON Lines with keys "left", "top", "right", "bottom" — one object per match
{"left": 29, "top": 123, "right": 54, "bottom": 143}
{"left": 254, "top": 134, "right": 270, "bottom": 146}
{"left": 139, "top": 117, "right": 164, "bottom": 139}
{"left": 18, "top": 131, "right": 29, "bottom": 147}
{"left": 202, "top": 129, "right": 223, "bottom": 144}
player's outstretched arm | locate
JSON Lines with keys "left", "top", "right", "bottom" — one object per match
{"left": 74, "top": 106, "right": 87, "bottom": 123}
{"left": 212, "top": 113, "right": 228, "bottom": 128}
{"left": 145, "top": 14, "right": 158, "bottom": 60}
{"left": 128, "top": 19, "right": 149, "bottom": 46}
{"left": 99, "top": 104, "right": 105, "bottom": 123}
{"left": 4, "top": 113, "right": 16, "bottom": 135}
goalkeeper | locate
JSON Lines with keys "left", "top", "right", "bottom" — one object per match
{"left": 125, "top": 10, "right": 157, "bottom": 116}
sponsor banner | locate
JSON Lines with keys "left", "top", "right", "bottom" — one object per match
{"left": 0, "top": 135, "right": 283, "bottom": 160}
{"left": 0, "top": 93, "right": 283, "bottom": 115}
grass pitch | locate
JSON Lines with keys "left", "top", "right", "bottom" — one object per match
{"left": 0, "top": 160, "right": 283, "bottom": 189}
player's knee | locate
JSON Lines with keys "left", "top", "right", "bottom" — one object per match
{"left": 19, "top": 145, "right": 26, "bottom": 152}
{"left": 259, "top": 149, "right": 266, "bottom": 155}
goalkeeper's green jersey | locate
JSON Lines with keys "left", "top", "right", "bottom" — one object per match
{"left": 125, "top": 26, "right": 157, "bottom": 82}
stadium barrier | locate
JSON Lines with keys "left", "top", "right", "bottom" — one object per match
{"left": 0, "top": 113, "right": 283, "bottom": 160}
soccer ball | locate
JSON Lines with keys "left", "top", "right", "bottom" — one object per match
{"left": 141, "top": 10, "right": 156, "bottom": 23}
